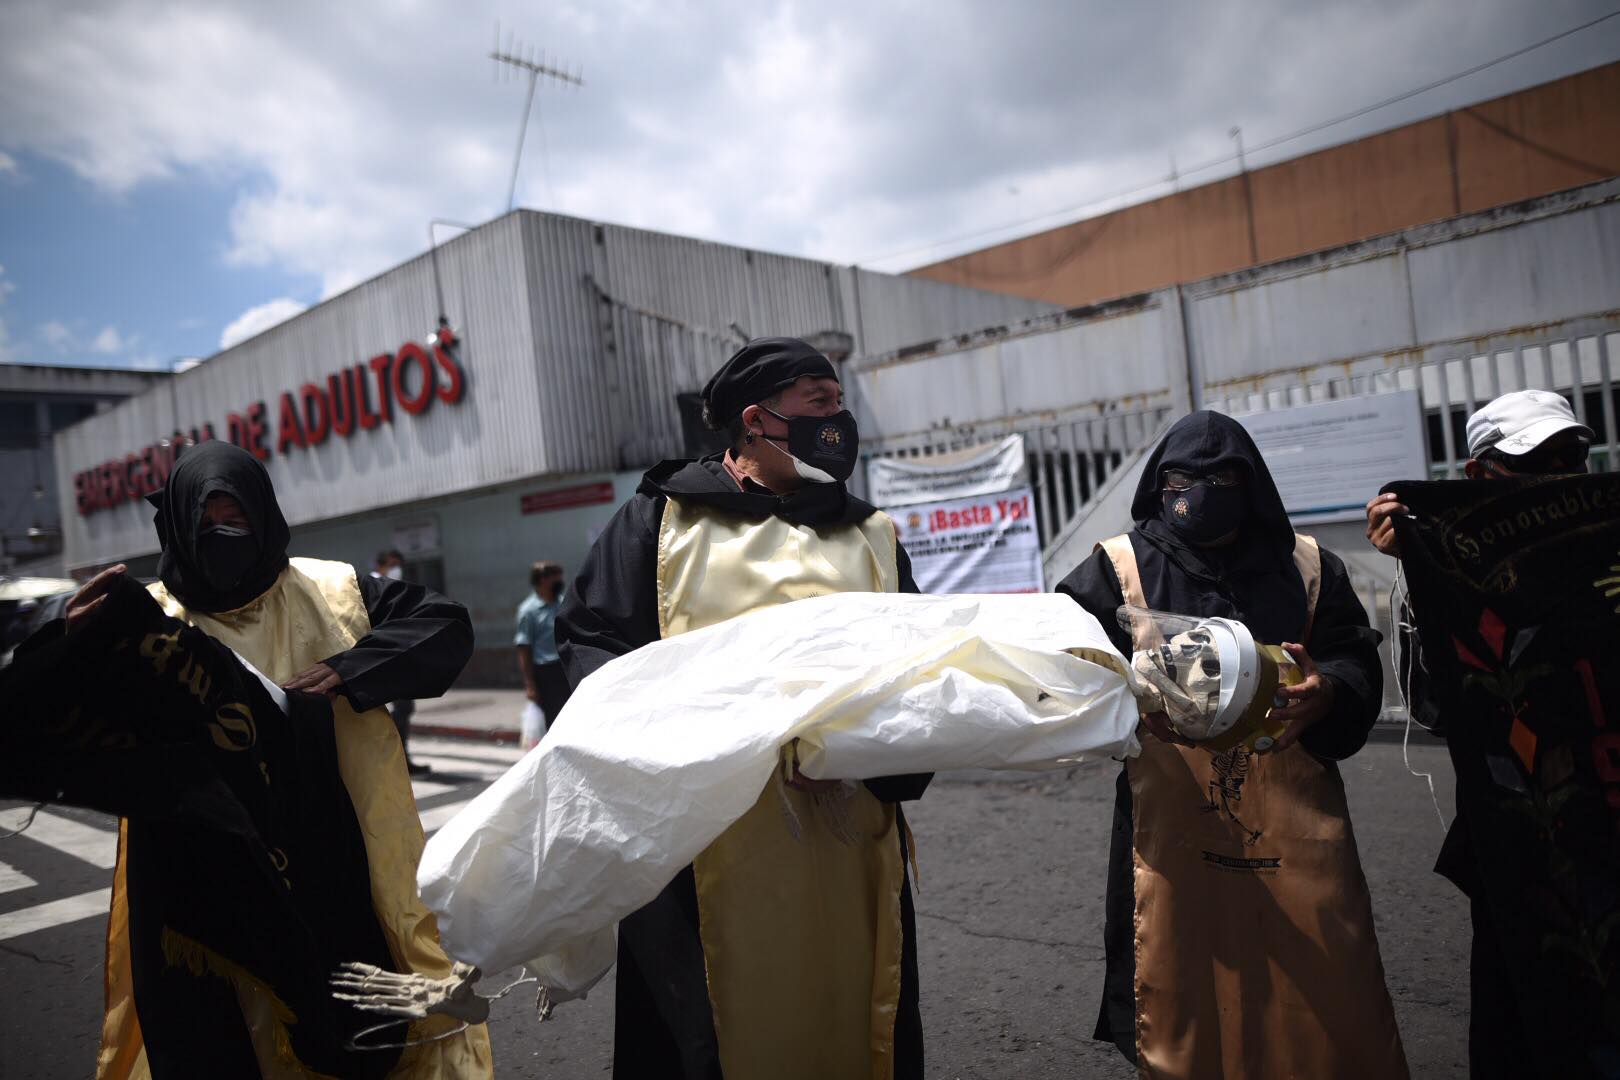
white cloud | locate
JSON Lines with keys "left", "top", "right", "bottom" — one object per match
{"left": 219, "top": 297, "right": 307, "bottom": 350}
{"left": 128, "top": 354, "right": 178, "bottom": 371}
{"left": 90, "top": 325, "right": 130, "bottom": 353}
{"left": 31, "top": 318, "right": 139, "bottom": 359}
{"left": 0, "top": 150, "right": 15, "bottom": 177}
{"left": 38, "top": 319, "right": 73, "bottom": 353}
{"left": 0, "top": 0, "right": 1614, "bottom": 298}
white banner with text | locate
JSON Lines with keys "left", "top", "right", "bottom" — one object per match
{"left": 867, "top": 435, "right": 1028, "bottom": 508}
{"left": 890, "top": 487, "right": 1044, "bottom": 594}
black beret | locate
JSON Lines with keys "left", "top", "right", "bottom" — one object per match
{"left": 702, "top": 337, "right": 838, "bottom": 425}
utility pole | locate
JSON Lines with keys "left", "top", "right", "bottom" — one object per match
{"left": 1230, "top": 126, "right": 1259, "bottom": 264}
{"left": 491, "top": 22, "right": 583, "bottom": 213}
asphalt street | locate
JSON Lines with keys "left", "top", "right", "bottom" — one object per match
{"left": 0, "top": 733, "right": 1466, "bottom": 1079}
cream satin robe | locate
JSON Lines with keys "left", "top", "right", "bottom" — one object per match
{"left": 657, "top": 497, "right": 907, "bottom": 1080}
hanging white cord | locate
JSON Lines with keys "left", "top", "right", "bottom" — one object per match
{"left": 1390, "top": 566, "right": 1448, "bottom": 834}
{"left": 345, "top": 972, "right": 538, "bottom": 1052}
{"left": 0, "top": 802, "right": 45, "bottom": 840}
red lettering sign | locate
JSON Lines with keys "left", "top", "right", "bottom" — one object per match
{"left": 300, "top": 383, "right": 330, "bottom": 445}
{"left": 74, "top": 329, "right": 470, "bottom": 515}
{"left": 244, "top": 402, "right": 270, "bottom": 461}
{"left": 277, "top": 392, "right": 305, "bottom": 455}
{"left": 368, "top": 353, "right": 394, "bottom": 423}
{"left": 520, "top": 482, "right": 616, "bottom": 515}
{"left": 392, "top": 344, "right": 434, "bottom": 416}
{"left": 433, "top": 325, "right": 465, "bottom": 403}
{"left": 328, "top": 369, "right": 357, "bottom": 437}
{"left": 929, "top": 503, "right": 1000, "bottom": 532}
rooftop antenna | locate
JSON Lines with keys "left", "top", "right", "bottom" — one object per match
{"left": 491, "top": 20, "right": 583, "bottom": 213}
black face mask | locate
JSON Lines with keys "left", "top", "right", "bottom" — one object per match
{"left": 196, "top": 526, "right": 261, "bottom": 593}
{"left": 1162, "top": 484, "right": 1247, "bottom": 544}
{"left": 761, "top": 407, "right": 860, "bottom": 484}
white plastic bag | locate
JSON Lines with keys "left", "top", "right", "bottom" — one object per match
{"left": 519, "top": 701, "right": 545, "bottom": 748}
{"left": 418, "top": 591, "right": 1140, "bottom": 997}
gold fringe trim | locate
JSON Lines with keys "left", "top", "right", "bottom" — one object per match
{"left": 159, "top": 926, "right": 342, "bottom": 1080}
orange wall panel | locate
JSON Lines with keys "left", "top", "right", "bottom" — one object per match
{"left": 1455, "top": 63, "right": 1620, "bottom": 214}
{"left": 1250, "top": 116, "right": 1457, "bottom": 261}
{"left": 910, "top": 60, "right": 1620, "bottom": 309}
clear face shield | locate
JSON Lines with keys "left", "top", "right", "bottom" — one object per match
{"left": 1119, "top": 605, "right": 1303, "bottom": 752}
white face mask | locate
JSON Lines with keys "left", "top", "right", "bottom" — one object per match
{"left": 761, "top": 434, "right": 838, "bottom": 484}
{"left": 384, "top": 565, "right": 404, "bottom": 581}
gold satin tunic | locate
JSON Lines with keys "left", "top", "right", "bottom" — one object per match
{"left": 1101, "top": 535, "right": 1408, "bottom": 1080}
{"left": 656, "top": 497, "right": 907, "bottom": 1080}
{"left": 96, "top": 558, "right": 493, "bottom": 1080}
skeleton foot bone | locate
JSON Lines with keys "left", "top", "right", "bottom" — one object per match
{"left": 330, "top": 960, "right": 493, "bottom": 1025}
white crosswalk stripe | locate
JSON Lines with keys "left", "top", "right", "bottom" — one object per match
{"left": 408, "top": 737, "right": 522, "bottom": 783}
{"left": 412, "top": 779, "right": 457, "bottom": 800}
{"left": 0, "top": 807, "right": 118, "bottom": 869}
{"left": 0, "top": 862, "right": 37, "bottom": 895}
{"left": 410, "top": 755, "right": 513, "bottom": 782}
{"left": 420, "top": 799, "right": 474, "bottom": 835}
{"left": 0, "top": 887, "right": 113, "bottom": 942}
{"left": 0, "top": 753, "right": 494, "bottom": 943}
{"left": 412, "top": 738, "right": 524, "bottom": 765}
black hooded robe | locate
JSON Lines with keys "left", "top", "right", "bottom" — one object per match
{"left": 142, "top": 440, "right": 472, "bottom": 710}
{"left": 557, "top": 454, "right": 930, "bottom": 1080}
{"left": 1055, "top": 411, "right": 1386, "bottom": 1062}
{"left": 2, "top": 577, "right": 405, "bottom": 1079}
{"left": 93, "top": 441, "right": 485, "bottom": 1077}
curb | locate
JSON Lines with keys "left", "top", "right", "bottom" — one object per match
{"left": 411, "top": 722, "right": 523, "bottom": 745}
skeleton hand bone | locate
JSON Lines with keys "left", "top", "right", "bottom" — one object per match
{"left": 330, "top": 960, "right": 491, "bottom": 1024}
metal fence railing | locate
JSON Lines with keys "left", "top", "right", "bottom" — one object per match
{"left": 1207, "top": 325, "right": 1620, "bottom": 478}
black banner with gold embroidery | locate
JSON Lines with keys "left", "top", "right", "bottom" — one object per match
{"left": 1389, "top": 475, "right": 1620, "bottom": 1079}
{"left": 0, "top": 577, "right": 400, "bottom": 1078}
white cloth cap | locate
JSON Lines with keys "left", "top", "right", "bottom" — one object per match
{"left": 1465, "top": 389, "right": 1592, "bottom": 458}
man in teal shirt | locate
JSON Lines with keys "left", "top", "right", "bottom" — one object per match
{"left": 515, "top": 561, "right": 569, "bottom": 740}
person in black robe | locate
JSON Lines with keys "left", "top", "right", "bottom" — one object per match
{"left": 557, "top": 338, "right": 930, "bottom": 1080}
{"left": 2, "top": 575, "right": 403, "bottom": 1078}
{"left": 82, "top": 439, "right": 475, "bottom": 714}
{"left": 1056, "top": 411, "right": 1386, "bottom": 1064}
{"left": 37, "top": 440, "right": 492, "bottom": 1078}
{"left": 1367, "top": 389, "right": 1597, "bottom": 1079}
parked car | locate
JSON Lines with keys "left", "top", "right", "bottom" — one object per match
{"left": 0, "top": 577, "right": 77, "bottom": 668}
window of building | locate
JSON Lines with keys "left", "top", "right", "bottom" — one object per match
{"left": 48, "top": 400, "right": 97, "bottom": 432}
{"left": 0, "top": 401, "right": 38, "bottom": 450}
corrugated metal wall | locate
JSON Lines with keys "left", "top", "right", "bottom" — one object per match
{"left": 857, "top": 176, "right": 1620, "bottom": 591}
{"left": 855, "top": 176, "right": 1619, "bottom": 462}
{"left": 851, "top": 293, "right": 1185, "bottom": 444}
{"left": 1186, "top": 185, "right": 1620, "bottom": 389}
{"left": 53, "top": 210, "right": 1054, "bottom": 570}
{"left": 55, "top": 213, "right": 543, "bottom": 568}
{"left": 557, "top": 218, "right": 1055, "bottom": 474}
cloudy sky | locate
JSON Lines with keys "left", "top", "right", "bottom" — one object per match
{"left": 1, "top": 0, "right": 1617, "bottom": 370}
